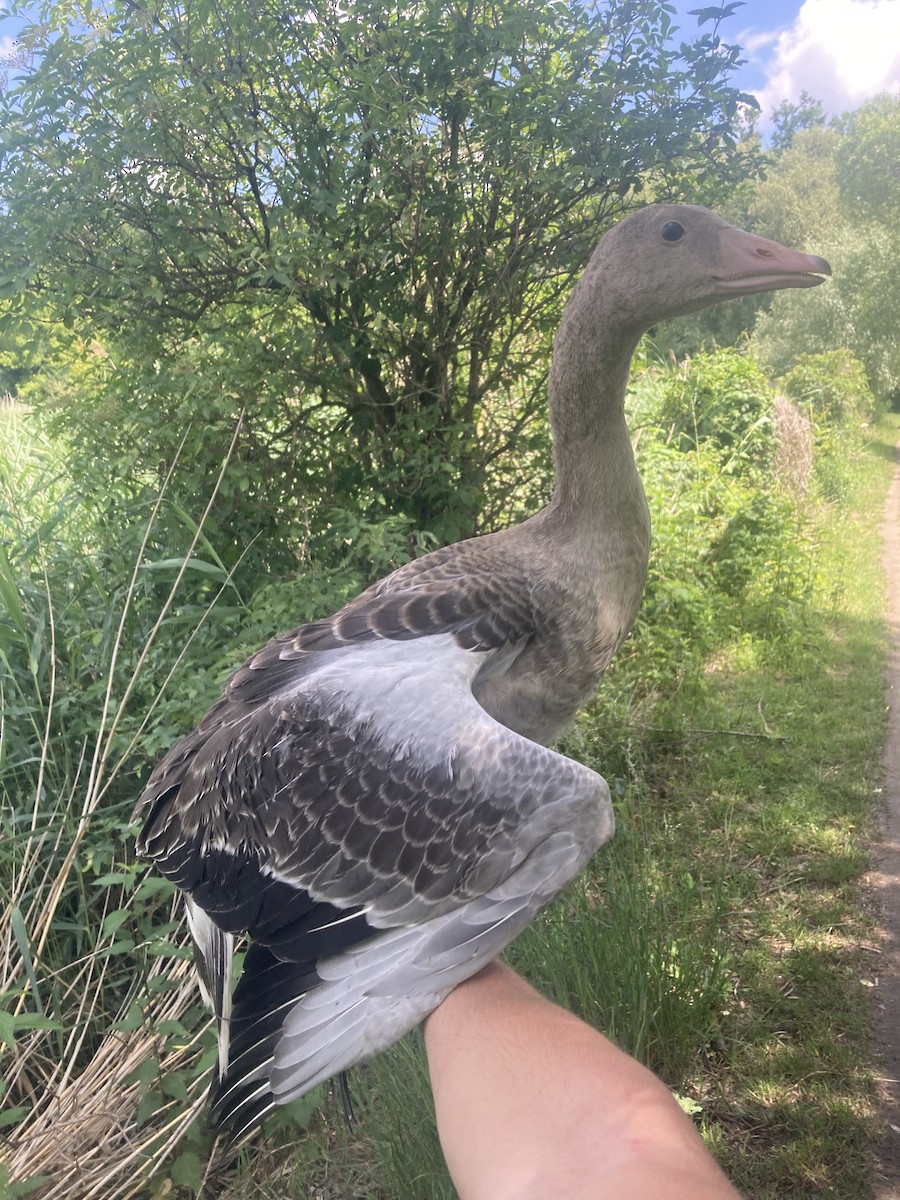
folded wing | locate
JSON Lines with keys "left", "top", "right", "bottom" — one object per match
{"left": 134, "top": 572, "right": 613, "bottom": 1140}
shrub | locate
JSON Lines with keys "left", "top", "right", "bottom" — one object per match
{"left": 704, "top": 491, "right": 816, "bottom": 637}
{"left": 653, "top": 349, "right": 775, "bottom": 469}
{"left": 752, "top": 222, "right": 900, "bottom": 409}
{"left": 776, "top": 350, "right": 876, "bottom": 503}
{"left": 603, "top": 362, "right": 818, "bottom": 730}
{"left": 778, "top": 349, "right": 876, "bottom": 427}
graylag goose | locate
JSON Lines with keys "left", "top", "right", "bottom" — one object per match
{"left": 134, "top": 204, "right": 830, "bottom": 1142}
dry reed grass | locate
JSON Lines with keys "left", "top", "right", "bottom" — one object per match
{"left": 773, "top": 393, "right": 814, "bottom": 496}
{"left": 1, "top": 419, "right": 248, "bottom": 1199}
{"left": 2, "top": 958, "right": 210, "bottom": 1200}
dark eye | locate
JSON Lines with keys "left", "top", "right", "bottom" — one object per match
{"left": 661, "top": 221, "right": 686, "bottom": 242}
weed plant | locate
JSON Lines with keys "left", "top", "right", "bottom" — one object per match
{"left": 777, "top": 349, "right": 878, "bottom": 503}
{"left": 0, "top": 407, "right": 239, "bottom": 1198}
{"left": 0, "top": 354, "right": 893, "bottom": 1199}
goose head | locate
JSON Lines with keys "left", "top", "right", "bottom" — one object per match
{"left": 583, "top": 203, "right": 831, "bottom": 335}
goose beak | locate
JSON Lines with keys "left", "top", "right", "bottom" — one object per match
{"left": 714, "top": 225, "right": 832, "bottom": 295}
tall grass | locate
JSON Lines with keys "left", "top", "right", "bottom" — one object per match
{"left": 0, "top": 403, "right": 464, "bottom": 1200}
{"left": 0, "top": 352, "right": 890, "bottom": 1199}
{"left": 0, "top": 407, "right": 248, "bottom": 1199}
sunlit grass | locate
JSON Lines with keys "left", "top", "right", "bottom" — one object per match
{"left": 3, "top": 395, "right": 896, "bottom": 1199}
{"left": 240, "top": 412, "right": 896, "bottom": 1200}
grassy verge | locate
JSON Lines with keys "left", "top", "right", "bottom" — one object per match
{"left": 221, "top": 413, "right": 899, "bottom": 1200}
{"left": 2, "top": 388, "right": 895, "bottom": 1200}
{"left": 0, "top": 406, "right": 232, "bottom": 1200}
{"left": 685, "top": 412, "right": 897, "bottom": 1197}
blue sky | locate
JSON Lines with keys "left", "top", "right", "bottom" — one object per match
{"left": 669, "top": 0, "right": 900, "bottom": 124}
{"left": 3, "top": 0, "right": 899, "bottom": 125}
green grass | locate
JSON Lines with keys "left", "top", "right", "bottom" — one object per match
{"left": 0, "top": 405, "right": 237, "bottom": 1200}
{"left": 2, "top": 391, "right": 896, "bottom": 1200}
{"left": 220, "top": 414, "right": 899, "bottom": 1199}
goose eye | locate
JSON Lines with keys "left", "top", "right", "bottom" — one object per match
{"left": 661, "top": 221, "right": 686, "bottom": 243}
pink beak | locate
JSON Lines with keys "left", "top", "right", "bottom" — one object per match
{"left": 714, "top": 225, "right": 831, "bottom": 295}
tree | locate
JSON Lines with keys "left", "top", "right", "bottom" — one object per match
{"left": 834, "top": 90, "right": 900, "bottom": 221}
{"left": 751, "top": 94, "right": 900, "bottom": 408}
{"left": 770, "top": 90, "right": 827, "bottom": 152}
{"left": 750, "top": 125, "right": 843, "bottom": 249}
{"left": 1, "top": 0, "right": 762, "bottom": 574}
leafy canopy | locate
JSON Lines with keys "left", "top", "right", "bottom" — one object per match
{"left": 770, "top": 90, "right": 828, "bottom": 152}
{"left": 1, "top": 0, "right": 762, "bottom": 570}
{"left": 751, "top": 92, "right": 900, "bottom": 408}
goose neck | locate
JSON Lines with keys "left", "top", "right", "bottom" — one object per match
{"left": 545, "top": 315, "right": 642, "bottom": 526}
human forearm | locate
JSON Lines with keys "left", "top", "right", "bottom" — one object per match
{"left": 423, "top": 961, "right": 742, "bottom": 1200}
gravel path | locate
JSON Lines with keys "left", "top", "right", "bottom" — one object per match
{"left": 872, "top": 445, "right": 900, "bottom": 1197}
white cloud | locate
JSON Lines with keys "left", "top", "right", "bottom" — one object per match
{"left": 750, "top": 0, "right": 900, "bottom": 120}
{"left": 740, "top": 28, "right": 781, "bottom": 56}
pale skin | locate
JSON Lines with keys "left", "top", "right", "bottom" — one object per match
{"left": 423, "top": 961, "right": 743, "bottom": 1200}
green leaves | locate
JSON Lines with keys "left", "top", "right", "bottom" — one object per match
{"left": 0, "top": 0, "right": 761, "bottom": 562}
{"left": 655, "top": 347, "right": 776, "bottom": 467}
{"left": 0, "top": 1008, "right": 61, "bottom": 1051}
{"left": 751, "top": 92, "right": 900, "bottom": 409}
{"left": 689, "top": 3, "right": 745, "bottom": 27}
{"left": 835, "top": 91, "right": 900, "bottom": 222}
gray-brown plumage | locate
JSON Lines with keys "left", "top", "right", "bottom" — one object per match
{"left": 134, "top": 204, "right": 830, "bottom": 1141}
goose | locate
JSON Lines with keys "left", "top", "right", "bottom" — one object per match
{"left": 133, "top": 203, "right": 830, "bottom": 1142}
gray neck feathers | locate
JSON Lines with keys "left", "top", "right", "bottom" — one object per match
{"left": 544, "top": 255, "right": 644, "bottom": 529}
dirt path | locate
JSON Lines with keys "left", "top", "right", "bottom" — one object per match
{"left": 872, "top": 445, "right": 900, "bottom": 1197}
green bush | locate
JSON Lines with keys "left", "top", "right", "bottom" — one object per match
{"left": 654, "top": 348, "right": 776, "bottom": 469}
{"left": 778, "top": 349, "right": 876, "bottom": 426}
{"left": 600, "top": 366, "right": 818, "bottom": 733}
{"left": 776, "top": 350, "right": 876, "bottom": 503}
{"left": 704, "top": 491, "right": 816, "bottom": 636}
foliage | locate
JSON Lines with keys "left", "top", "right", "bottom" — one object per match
{"left": 754, "top": 219, "right": 900, "bottom": 409}
{"left": 0, "top": 406, "right": 244, "bottom": 1198}
{"left": 0, "top": 0, "right": 763, "bottom": 565}
{"left": 750, "top": 94, "right": 900, "bottom": 408}
{"left": 627, "top": 448, "right": 812, "bottom": 701}
{"left": 749, "top": 125, "right": 843, "bottom": 250}
{"left": 775, "top": 350, "right": 876, "bottom": 504}
{"left": 0, "top": 310, "right": 79, "bottom": 401}
{"left": 835, "top": 90, "right": 900, "bottom": 221}
{"left": 770, "top": 90, "right": 828, "bottom": 152}
{"left": 778, "top": 349, "right": 876, "bottom": 426}
{"left": 594, "top": 354, "right": 816, "bottom": 734}
{"left": 652, "top": 347, "right": 775, "bottom": 465}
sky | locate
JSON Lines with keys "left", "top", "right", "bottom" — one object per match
{"left": 2, "top": 0, "right": 900, "bottom": 125}
{"left": 669, "top": 0, "right": 900, "bottom": 125}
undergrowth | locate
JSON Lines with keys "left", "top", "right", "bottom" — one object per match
{"left": 0, "top": 353, "right": 894, "bottom": 1200}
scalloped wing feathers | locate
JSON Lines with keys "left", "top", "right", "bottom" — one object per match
{"left": 134, "top": 542, "right": 614, "bottom": 1140}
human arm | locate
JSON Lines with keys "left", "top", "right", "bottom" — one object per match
{"left": 423, "top": 960, "right": 743, "bottom": 1200}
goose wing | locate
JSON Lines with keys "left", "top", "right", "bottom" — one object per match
{"left": 134, "top": 562, "right": 613, "bottom": 1140}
